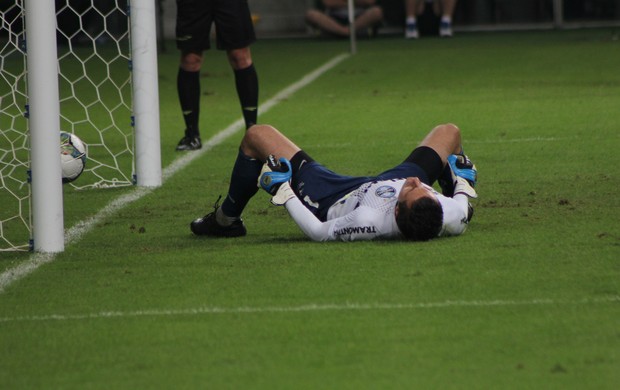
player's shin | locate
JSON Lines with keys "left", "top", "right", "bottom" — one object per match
{"left": 220, "top": 148, "right": 263, "bottom": 218}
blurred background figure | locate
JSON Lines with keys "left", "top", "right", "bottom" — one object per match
{"left": 405, "top": 0, "right": 458, "bottom": 39}
{"left": 305, "top": 0, "right": 384, "bottom": 38}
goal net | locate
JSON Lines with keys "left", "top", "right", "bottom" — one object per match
{"left": 0, "top": 0, "right": 158, "bottom": 251}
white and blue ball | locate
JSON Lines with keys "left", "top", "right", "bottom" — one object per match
{"left": 60, "top": 131, "right": 87, "bottom": 183}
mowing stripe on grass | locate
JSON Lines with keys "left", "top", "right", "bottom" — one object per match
{"left": 1, "top": 296, "right": 618, "bottom": 323}
{"left": 0, "top": 53, "right": 351, "bottom": 294}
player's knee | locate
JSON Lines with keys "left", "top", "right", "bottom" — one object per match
{"left": 246, "top": 124, "right": 272, "bottom": 137}
{"left": 242, "top": 125, "right": 274, "bottom": 150}
{"left": 439, "top": 123, "right": 460, "bottom": 141}
{"left": 444, "top": 122, "right": 460, "bottom": 133}
{"left": 369, "top": 6, "right": 384, "bottom": 20}
{"left": 243, "top": 125, "right": 260, "bottom": 145}
{"left": 180, "top": 52, "right": 202, "bottom": 72}
{"left": 305, "top": 9, "right": 322, "bottom": 24}
{"left": 227, "top": 49, "right": 252, "bottom": 70}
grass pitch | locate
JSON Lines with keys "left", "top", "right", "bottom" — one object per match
{"left": 1, "top": 29, "right": 619, "bottom": 389}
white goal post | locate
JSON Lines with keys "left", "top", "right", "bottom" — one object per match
{"left": 130, "top": 0, "right": 162, "bottom": 189}
{"left": 1, "top": 0, "right": 161, "bottom": 252}
{"left": 347, "top": 0, "right": 356, "bottom": 55}
{"left": 24, "top": 0, "right": 65, "bottom": 252}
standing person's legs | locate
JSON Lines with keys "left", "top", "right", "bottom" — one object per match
{"left": 216, "top": 0, "right": 258, "bottom": 129}
{"left": 177, "top": 51, "right": 203, "bottom": 144}
{"left": 438, "top": 0, "right": 457, "bottom": 37}
{"left": 175, "top": 0, "right": 212, "bottom": 150}
{"left": 439, "top": 0, "right": 458, "bottom": 19}
{"left": 404, "top": 0, "right": 423, "bottom": 38}
{"left": 227, "top": 48, "right": 259, "bottom": 128}
{"left": 405, "top": 0, "right": 425, "bottom": 19}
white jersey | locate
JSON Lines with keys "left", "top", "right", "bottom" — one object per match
{"left": 284, "top": 178, "right": 471, "bottom": 241}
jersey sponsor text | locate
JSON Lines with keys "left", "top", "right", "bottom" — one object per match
{"left": 334, "top": 225, "right": 378, "bottom": 237}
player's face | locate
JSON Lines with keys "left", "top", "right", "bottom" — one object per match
{"left": 397, "top": 177, "right": 437, "bottom": 211}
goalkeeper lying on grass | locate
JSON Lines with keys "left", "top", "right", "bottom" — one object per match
{"left": 190, "top": 123, "right": 478, "bottom": 241}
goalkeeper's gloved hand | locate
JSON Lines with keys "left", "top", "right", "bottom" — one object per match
{"left": 258, "top": 155, "right": 292, "bottom": 194}
{"left": 454, "top": 176, "right": 478, "bottom": 199}
{"left": 258, "top": 155, "right": 296, "bottom": 205}
{"left": 448, "top": 154, "right": 477, "bottom": 187}
{"left": 439, "top": 153, "right": 478, "bottom": 197}
{"left": 270, "top": 181, "right": 296, "bottom": 206}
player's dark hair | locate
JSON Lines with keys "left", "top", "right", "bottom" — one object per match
{"left": 396, "top": 197, "right": 443, "bottom": 241}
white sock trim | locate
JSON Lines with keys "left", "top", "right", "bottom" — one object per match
{"left": 215, "top": 207, "right": 236, "bottom": 226}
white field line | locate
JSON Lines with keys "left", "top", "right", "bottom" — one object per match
{"left": 0, "top": 53, "right": 351, "bottom": 294}
{"left": 0, "top": 296, "right": 618, "bottom": 323}
{"left": 467, "top": 136, "right": 572, "bottom": 144}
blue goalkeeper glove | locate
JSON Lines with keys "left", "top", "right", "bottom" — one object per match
{"left": 439, "top": 154, "right": 478, "bottom": 198}
{"left": 450, "top": 154, "right": 478, "bottom": 199}
{"left": 447, "top": 154, "right": 477, "bottom": 186}
{"left": 258, "top": 155, "right": 292, "bottom": 195}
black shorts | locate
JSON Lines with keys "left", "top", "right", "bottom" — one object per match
{"left": 402, "top": 146, "right": 444, "bottom": 184}
{"left": 175, "top": 0, "right": 256, "bottom": 52}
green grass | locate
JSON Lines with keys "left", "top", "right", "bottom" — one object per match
{"left": 1, "top": 29, "right": 620, "bottom": 389}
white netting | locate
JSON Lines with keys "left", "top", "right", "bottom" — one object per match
{"left": 56, "top": 0, "right": 134, "bottom": 188}
{"left": 0, "top": 0, "right": 134, "bottom": 251}
{"left": 1, "top": 2, "right": 30, "bottom": 251}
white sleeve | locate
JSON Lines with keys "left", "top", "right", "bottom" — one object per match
{"left": 437, "top": 193, "right": 471, "bottom": 236}
{"left": 284, "top": 198, "right": 394, "bottom": 241}
{"left": 284, "top": 197, "right": 333, "bottom": 241}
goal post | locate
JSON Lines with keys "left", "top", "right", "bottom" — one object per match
{"left": 0, "top": 0, "right": 162, "bottom": 252}
{"left": 131, "top": 0, "right": 162, "bottom": 188}
{"left": 24, "top": 0, "right": 65, "bottom": 252}
{"left": 347, "top": 0, "right": 356, "bottom": 55}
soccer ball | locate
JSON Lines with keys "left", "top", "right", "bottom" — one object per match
{"left": 60, "top": 131, "right": 87, "bottom": 183}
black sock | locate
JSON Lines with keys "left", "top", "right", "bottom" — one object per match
{"left": 234, "top": 64, "right": 259, "bottom": 129}
{"left": 177, "top": 68, "right": 201, "bottom": 137}
{"left": 438, "top": 164, "right": 455, "bottom": 196}
{"left": 221, "top": 148, "right": 263, "bottom": 218}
